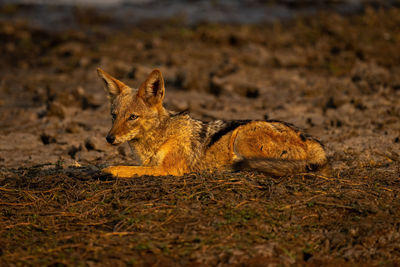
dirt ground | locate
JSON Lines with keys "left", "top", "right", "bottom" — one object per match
{"left": 1, "top": 5, "right": 400, "bottom": 266}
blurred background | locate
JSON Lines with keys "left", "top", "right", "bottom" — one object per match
{"left": 1, "top": 0, "right": 399, "bottom": 30}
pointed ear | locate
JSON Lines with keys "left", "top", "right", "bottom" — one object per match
{"left": 97, "top": 68, "right": 128, "bottom": 99}
{"left": 137, "top": 69, "right": 165, "bottom": 106}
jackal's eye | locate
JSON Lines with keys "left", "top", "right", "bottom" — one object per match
{"left": 111, "top": 113, "right": 117, "bottom": 120}
{"left": 128, "top": 114, "right": 138, "bottom": 121}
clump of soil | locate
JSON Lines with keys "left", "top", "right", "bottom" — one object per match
{"left": 1, "top": 6, "right": 400, "bottom": 266}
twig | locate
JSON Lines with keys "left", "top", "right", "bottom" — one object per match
{"left": 4, "top": 222, "right": 39, "bottom": 229}
{"left": 19, "top": 212, "right": 80, "bottom": 217}
{"left": 314, "top": 201, "right": 356, "bottom": 210}
{"left": 235, "top": 201, "right": 249, "bottom": 208}
{"left": 76, "top": 219, "right": 110, "bottom": 226}
{"left": 0, "top": 202, "right": 34, "bottom": 206}
{"left": 0, "top": 187, "right": 14, "bottom": 192}
{"left": 102, "top": 231, "right": 136, "bottom": 237}
{"left": 0, "top": 187, "right": 62, "bottom": 194}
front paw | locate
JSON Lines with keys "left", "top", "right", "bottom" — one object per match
{"left": 101, "top": 166, "right": 119, "bottom": 176}
{"left": 101, "top": 166, "right": 133, "bottom": 178}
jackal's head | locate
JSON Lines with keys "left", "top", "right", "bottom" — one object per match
{"left": 97, "top": 68, "right": 166, "bottom": 145}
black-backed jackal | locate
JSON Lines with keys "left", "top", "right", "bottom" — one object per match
{"left": 97, "top": 68, "right": 328, "bottom": 178}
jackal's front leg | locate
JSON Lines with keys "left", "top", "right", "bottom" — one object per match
{"left": 102, "top": 166, "right": 174, "bottom": 178}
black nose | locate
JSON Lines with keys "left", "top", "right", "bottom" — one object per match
{"left": 106, "top": 135, "right": 115, "bottom": 144}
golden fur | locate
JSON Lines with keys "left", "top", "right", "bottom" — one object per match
{"left": 97, "top": 68, "right": 328, "bottom": 178}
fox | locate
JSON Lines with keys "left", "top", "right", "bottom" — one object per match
{"left": 97, "top": 68, "right": 329, "bottom": 178}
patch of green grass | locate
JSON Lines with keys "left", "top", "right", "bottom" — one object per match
{"left": 307, "top": 201, "right": 315, "bottom": 208}
{"left": 223, "top": 208, "right": 259, "bottom": 225}
{"left": 126, "top": 258, "right": 138, "bottom": 266}
{"left": 135, "top": 242, "right": 152, "bottom": 251}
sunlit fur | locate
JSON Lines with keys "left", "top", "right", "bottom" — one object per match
{"left": 97, "top": 68, "right": 329, "bottom": 178}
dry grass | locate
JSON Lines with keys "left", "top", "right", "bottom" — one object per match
{"left": 1, "top": 164, "right": 399, "bottom": 265}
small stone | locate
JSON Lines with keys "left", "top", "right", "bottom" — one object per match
{"left": 40, "top": 133, "right": 56, "bottom": 145}
{"left": 46, "top": 102, "right": 65, "bottom": 119}
{"left": 65, "top": 121, "right": 81, "bottom": 134}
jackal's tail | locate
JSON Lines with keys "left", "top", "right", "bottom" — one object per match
{"left": 233, "top": 158, "right": 330, "bottom": 177}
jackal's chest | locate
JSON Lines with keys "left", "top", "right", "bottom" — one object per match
{"left": 127, "top": 141, "right": 157, "bottom": 166}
